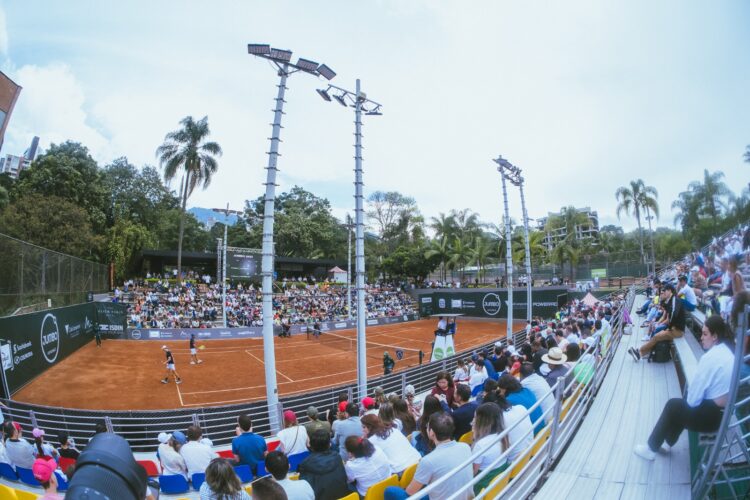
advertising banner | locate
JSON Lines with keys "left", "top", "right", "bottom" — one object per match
{"left": 95, "top": 302, "right": 128, "bottom": 338}
{"left": 0, "top": 303, "right": 96, "bottom": 394}
{"left": 126, "top": 313, "right": 420, "bottom": 341}
{"left": 226, "top": 247, "right": 262, "bottom": 280}
{"left": 417, "top": 288, "right": 566, "bottom": 319}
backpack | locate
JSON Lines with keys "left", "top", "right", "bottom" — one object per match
{"left": 649, "top": 341, "right": 672, "bottom": 363}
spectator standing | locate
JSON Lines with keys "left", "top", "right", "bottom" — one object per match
{"left": 232, "top": 415, "right": 267, "bottom": 476}
{"left": 332, "top": 403, "right": 363, "bottom": 462}
{"left": 199, "top": 458, "right": 251, "bottom": 500}
{"left": 384, "top": 412, "right": 473, "bottom": 500}
{"left": 344, "top": 436, "right": 392, "bottom": 497}
{"left": 297, "top": 430, "right": 350, "bottom": 500}
{"left": 277, "top": 411, "right": 309, "bottom": 456}
{"left": 304, "top": 406, "right": 331, "bottom": 438}
{"left": 180, "top": 425, "right": 218, "bottom": 477}
{"left": 360, "top": 415, "right": 420, "bottom": 475}
{"left": 266, "top": 451, "right": 314, "bottom": 500}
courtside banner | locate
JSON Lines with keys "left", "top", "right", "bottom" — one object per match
{"left": 95, "top": 302, "right": 128, "bottom": 338}
{"left": 126, "top": 313, "right": 420, "bottom": 340}
{"left": 0, "top": 303, "right": 96, "bottom": 394}
{"left": 416, "top": 288, "right": 566, "bottom": 319}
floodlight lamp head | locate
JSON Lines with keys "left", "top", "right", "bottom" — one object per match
{"left": 269, "top": 48, "right": 293, "bottom": 62}
{"left": 247, "top": 44, "right": 271, "bottom": 55}
{"left": 333, "top": 93, "right": 349, "bottom": 107}
{"left": 296, "top": 58, "right": 320, "bottom": 72}
{"left": 317, "top": 64, "right": 336, "bottom": 80}
{"left": 365, "top": 106, "right": 383, "bottom": 116}
{"left": 316, "top": 88, "right": 332, "bottom": 101}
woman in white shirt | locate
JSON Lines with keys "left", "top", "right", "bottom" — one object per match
{"left": 360, "top": 414, "right": 420, "bottom": 474}
{"left": 634, "top": 315, "right": 735, "bottom": 461}
{"left": 344, "top": 435, "right": 392, "bottom": 496}
{"left": 159, "top": 435, "right": 188, "bottom": 479}
{"left": 277, "top": 410, "right": 310, "bottom": 456}
{"left": 471, "top": 403, "right": 512, "bottom": 495}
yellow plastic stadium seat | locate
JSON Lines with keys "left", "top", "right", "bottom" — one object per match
{"left": 399, "top": 462, "right": 419, "bottom": 488}
{"left": 529, "top": 425, "right": 551, "bottom": 457}
{"left": 13, "top": 490, "right": 38, "bottom": 500}
{"left": 245, "top": 485, "right": 253, "bottom": 495}
{"left": 288, "top": 472, "right": 300, "bottom": 480}
{"left": 363, "top": 474, "right": 398, "bottom": 500}
{"left": 338, "top": 493, "right": 359, "bottom": 500}
{"left": 559, "top": 386, "right": 582, "bottom": 422}
{"left": 0, "top": 484, "right": 17, "bottom": 500}
{"left": 481, "top": 470, "right": 511, "bottom": 498}
{"left": 509, "top": 448, "right": 532, "bottom": 479}
{"left": 458, "top": 430, "right": 473, "bottom": 445}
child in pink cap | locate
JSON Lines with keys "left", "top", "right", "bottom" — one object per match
{"left": 32, "top": 428, "right": 59, "bottom": 460}
{"left": 32, "top": 457, "right": 63, "bottom": 499}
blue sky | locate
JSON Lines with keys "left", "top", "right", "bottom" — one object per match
{"left": 1, "top": 0, "right": 748, "bottom": 232}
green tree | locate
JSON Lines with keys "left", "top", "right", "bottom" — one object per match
{"left": 0, "top": 185, "right": 8, "bottom": 211}
{"left": 429, "top": 212, "right": 456, "bottom": 242}
{"left": 471, "top": 235, "right": 493, "bottom": 283}
{"left": 0, "top": 194, "right": 102, "bottom": 258}
{"left": 615, "top": 179, "right": 658, "bottom": 263}
{"left": 425, "top": 237, "right": 451, "bottom": 282}
{"left": 106, "top": 219, "right": 155, "bottom": 281}
{"left": 448, "top": 236, "right": 473, "bottom": 280}
{"left": 688, "top": 169, "right": 731, "bottom": 226}
{"left": 156, "top": 116, "right": 222, "bottom": 281}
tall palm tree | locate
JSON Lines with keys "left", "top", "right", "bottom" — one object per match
{"left": 448, "top": 236, "right": 473, "bottom": 281}
{"left": 429, "top": 212, "right": 456, "bottom": 242}
{"left": 615, "top": 179, "right": 658, "bottom": 264}
{"left": 156, "top": 116, "right": 222, "bottom": 281}
{"left": 450, "top": 208, "right": 481, "bottom": 243}
{"left": 471, "top": 235, "right": 493, "bottom": 283}
{"left": 687, "top": 169, "right": 731, "bottom": 226}
{"left": 425, "top": 237, "right": 451, "bottom": 282}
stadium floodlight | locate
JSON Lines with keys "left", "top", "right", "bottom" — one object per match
{"left": 333, "top": 93, "right": 349, "bottom": 107}
{"left": 269, "top": 48, "right": 293, "bottom": 62}
{"left": 316, "top": 79, "right": 382, "bottom": 400}
{"left": 316, "top": 88, "right": 332, "bottom": 101}
{"left": 248, "top": 42, "right": 336, "bottom": 435}
{"left": 317, "top": 64, "right": 336, "bottom": 80}
{"left": 247, "top": 44, "right": 271, "bottom": 55}
{"left": 296, "top": 58, "right": 319, "bottom": 72}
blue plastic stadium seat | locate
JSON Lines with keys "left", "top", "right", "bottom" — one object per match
{"left": 288, "top": 450, "right": 310, "bottom": 472}
{"left": 159, "top": 474, "right": 190, "bottom": 494}
{"left": 56, "top": 471, "right": 69, "bottom": 491}
{"left": 16, "top": 466, "right": 40, "bottom": 487}
{"left": 192, "top": 472, "right": 206, "bottom": 491}
{"left": 256, "top": 460, "right": 268, "bottom": 478}
{"left": 0, "top": 462, "right": 18, "bottom": 481}
{"left": 234, "top": 464, "right": 253, "bottom": 483}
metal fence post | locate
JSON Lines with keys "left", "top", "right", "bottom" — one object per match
{"left": 347, "top": 386, "right": 353, "bottom": 404}
{"left": 29, "top": 410, "right": 38, "bottom": 428}
{"left": 192, "top": 413, "right": 200, "bottom": 427}
{"left": 401, "top": 373, "right": 407, "bottom": 396}
{"left": 104, "top": 416, "right": 114, "bottom": 433}
{"left": 441, "top": 359, "right": 447, "bottom": 371}
{"left": 545, "top": 376, "right": 566, "bottom": 470}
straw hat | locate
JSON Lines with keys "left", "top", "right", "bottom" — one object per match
{"left": 542, "top": 347, "right": 568, "bottom": 366}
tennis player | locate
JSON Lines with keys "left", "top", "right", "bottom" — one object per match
{"left": 189, "top": 334, "right": 202, "bottom": 365}
{"left": 161, "top": 345, "right": 182, "bottom": 384}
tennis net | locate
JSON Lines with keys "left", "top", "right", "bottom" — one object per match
{"left": 317, "top": 331, "right": 425, "bottom": 364}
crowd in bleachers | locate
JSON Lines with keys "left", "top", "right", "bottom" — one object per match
{"left": 122, "top": 279, "right": 416, "bottom": 329}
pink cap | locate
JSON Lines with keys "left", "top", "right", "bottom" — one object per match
{"left": 283, "top": 410, "right": 297, "bottom": 424}
{"left": 12, "top": 422, "right": 22, "bottom": 433}
{"left": 361, "top": 397, "right": 376, "bottom": 409}
{"left": 338, "top": 401, "right": 348, "bottom": 413}
{"left": 32, "top": 428, "right": 45, "bottom": 438}
{"left": 32, "top": 457, "right": 56, "bottom": 482}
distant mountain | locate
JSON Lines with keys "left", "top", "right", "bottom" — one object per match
{"left": 188, "top": 207, "right": 240, "bottom": 228}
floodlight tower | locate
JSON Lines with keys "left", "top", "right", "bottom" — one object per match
{"left": 211, "top": 205, "right": 243, "bottom": 328}
{"left": 248, "top": 43, "right": 336, "bottom": 433}
{"left": 493, "top": 156, "right": 515, "bottom": 343}
{"left": 317, "top": 80, "right": 382, "bottom": 399}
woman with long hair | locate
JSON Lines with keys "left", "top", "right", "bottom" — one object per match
{"left": 343, "top": 436, "right": 392, "bottom": 497}
{"left": 471, "top": 403, "right": 511, "bottom": 494}
{"left": 430, "top": 371, "right": 455, "bottom": 407}
{"left": 413, "top": 395, "right": 443, "bottom": 456}
{"left": 199, "top": 457, "right": 250, "bottom": 499}
{"left": 378, "top": 402, "right": 403, "bottom": 433}
{"left": 392, "top": 398, "right": 417, "bottom": 436}
{"left": 634, "top": 315, "right": 736, "bottom": 461}
{"left": 497, "top": 374, "right": 544, "bottom": 434}
{"left": 360, "top": 414, "right": 420, "bottom": 474}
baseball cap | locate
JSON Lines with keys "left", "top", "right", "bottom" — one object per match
{"left": 157, "top": 432, "right": 171, "bottom": 444}
{"left": 283, "top": 410, "right": 297, "bottom": 424}
{"left": 32, "top": 428, "right": 45, "bottom": 438}
{"left": 161, "top": 345, "right": 168, "bottom": 350}
{"left": 32, "top": 457, "right": 57, "bottom": 482}
{"left": 12, "top": 422, "right": 22, "bottom": 433}
{"left": 306, "top": 406, "right": 319, "bottom": 419}
{"left": 361, "top": 397, "right": 376, "bottom": 409}
{"left": 338, "top": 401, "right": 349, "bottom": 413}
{"left": 171, "top": 430, "right": 187, "bottom": 445}
{"left": 494, "top": 341, "right": 503, "bottom": 348}
{"left": 404, "top": 384, "right": 416, "bottom": 396}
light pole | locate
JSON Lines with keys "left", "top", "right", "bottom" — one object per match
{"left": 317, "top": 80, "right": 382, "bottom": 399}
{"left": 645, "top": 209, "right": 656, "bottom": 276}
{"left": 345, "top": 214, "right": 354, "bottom": 321}
{"left": 493, "top": 156, "right": 515, "bottom": 343}
{"left": 496, "top": 157, "right": 533, "bottom": 325}
{"left": 212, "top": 205, "right": 243, "bottom": 328}
{"left": 248, "top": 43, "right": 336, "bottom": 433}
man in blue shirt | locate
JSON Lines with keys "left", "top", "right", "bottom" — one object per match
{"left": 232, "top": 414, "right": 267, "bottom": 475}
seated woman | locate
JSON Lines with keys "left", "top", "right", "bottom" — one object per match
{"left": 361, "top": 415, "right": 420, "bottom": 475}
{"left": 199, "top": 458, "right": 251, "bottom": 499}
{"left": 378, "top": 403, "right": 403, "bottom": 433}
{"left": 412, "top": 396, "right": 443, "bottom": 456}
{"left": 497, "top": 374, "right": 544, "bottom": 434}
{"left": 634, "top": 315, "right": 735, "bottom": 460}
{"left": 344, "top": 436, "right": 392, "bottom": 497}
{"left": 298, "top": 429, "right": 350, "bottom": 500}
{"left": 471, "top": 403, "right": 510, "bottom": 495}
{"left": 430, "top": 371, "right": 456, "bottom": 407}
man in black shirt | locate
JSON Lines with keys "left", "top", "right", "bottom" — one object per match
{"left": 189, "top": 334, "right": 202, "bottom": 365}
{"left": 629, "top": 283, "right": 685, "bottom": 361}
{"left": 161, "top": 345, "right": 182, "bottom": 384}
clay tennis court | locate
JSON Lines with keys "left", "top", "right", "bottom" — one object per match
{"left": 13, "top": 318, "right": 521, "bottom": 411}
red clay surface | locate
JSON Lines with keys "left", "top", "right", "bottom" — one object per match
{"left": 13, "top": 319, "right": 521, "bottom": 411}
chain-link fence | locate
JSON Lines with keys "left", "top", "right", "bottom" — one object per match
{"left": 0, "top": 232, "right": 109, "bottom": 317}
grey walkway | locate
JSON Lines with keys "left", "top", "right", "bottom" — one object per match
{"left": 534, "top": 297, "right": 691, "bottom": 499}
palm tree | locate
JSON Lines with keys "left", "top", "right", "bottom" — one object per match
{"left": 550, "top": 235, "right": 578, "bottom": 282}
{"left": 545, "top": 206, "right": 590, "bottom": 279}
{"left": 429, "top": 212, "right": 456, "bottom": 242}
{"left": 450, "top": 208, "right": 482, "bottom": 243}
{"left": 425, "top": 237, "right": 451, "bottom": 282}
{"left": 615, "top": 180, "right": 658, "bottom": 264}
{"left": 156, "top": 116, "right": 222, "bottom": 281}
{"left": 448, "top": 236, "right": 473, "bottom": 281}
{"left": 687, "top": 169, "right": 731, "bottom": 226}
{"left": 471, "top": 235, "right": 493, "bottom": 283}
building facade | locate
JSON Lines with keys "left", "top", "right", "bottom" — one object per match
{"left": 536, "top": 206, "right": 600, "bottom": 247}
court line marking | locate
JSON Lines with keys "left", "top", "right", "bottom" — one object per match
{"left": 176, "top": 382, "right": 184, "bottom": 406}
{"left": 244, "top": 349, "right": 294, "bottom": 383}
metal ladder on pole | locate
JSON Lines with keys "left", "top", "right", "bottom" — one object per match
{"left": 692, "top": 304, "right": 750, "bottom": 499}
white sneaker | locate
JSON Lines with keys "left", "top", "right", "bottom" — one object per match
{"left": 634, "top": 444, "right": 656, "bottom": 461}
{"left": 190, "top": 361, "right": 196, "bottom": 365}
{"left": 198, "top": 360, "right": 203, "bottom": 364}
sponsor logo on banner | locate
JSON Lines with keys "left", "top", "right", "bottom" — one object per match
{"left": 64, "top": 323, "right": 81, "bottom": 339}
{"left": 160, "top": 332, "right": 173, "bottom": 339}
{"left": 84, "top": 316, "right": 93, "bottom": 330}
{"left": 237, "top": 330, "right": 250, "bottom": 336}
{"left": 180, "top": 331, "right": 188, "bottom": 337}
{"left": 321, "top": 324, "right": 330, "bottom": 332}
{"left": 10, "top": 340, "right": 33, "bottom": 368}
{"left": 482, "top": 293, "right": 502, "bottom": 316}
{"left": 438, "top": 298, "right": 446, "bottom": 308}
{"left": 335, "top": 322, "right": 347, "bottom": 328}
{"left": 367, "top": 319, "right": 378, "bottom": 326}
{"left": 220, "top": 331, "right": 232, "bottom": 337}
{"left": 198, "top": 332, "right": 212, "bottom": 338}
{"left": 40, "top": 314, "right": 60, "bottom": 364}
{"left": 149, "top": 331, "right": 160, "bottom": 338}
{"left": 451, "top": 299, "right": 462, "bottom": 309}
{"left": 421, "top": 297, "right": 432, "bottom": 303}
{"left": 131, "top": 330, "right": 142, "bottom": 340}
{"left": 1, "top": 343, "right": 12, "bottom": 370}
